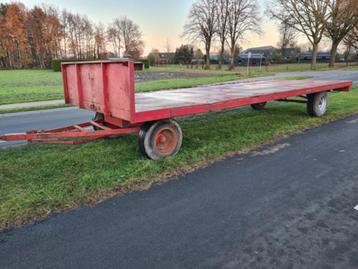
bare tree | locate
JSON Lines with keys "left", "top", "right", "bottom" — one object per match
{"left": 343, "top": 24, "right": 358, "bottom": 64}
{"left": 324, "top": 0, "right": 358, "bottom": 67}
{"left": 226, "top": 0, "right": 260, "bottom": 70}
{"left": 276, "top": 18, "right": 297, "bottom": 59}
{"left": 344, "top": 24, "right": 358, "bottom": 50}
{"left": 94, "top": 23, "right": 106, "bottom": 59}
{"left": 107, "top": 17, "right": 143, "bottom": 59}
{"left": 116, "top": 17, "right": 143, "bottom": 58}
{"left": 184, "top": 0, "right": 217, "bottom": 69}
{"left": 215, "top": 0, "right": 229, "bottom": 69}
{"left": 269, "top": 0, "right": 329, "bottom": 70}
{"left": 107, "top": 19, "right": 122, "bottom": 56}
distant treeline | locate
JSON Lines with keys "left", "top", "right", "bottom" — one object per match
{"left": 0, "top": 3, "right": 144, "bottom": 69}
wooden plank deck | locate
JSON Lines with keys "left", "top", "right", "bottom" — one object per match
{"left": 135, "top": 79, "right": 349, "bottom": 113}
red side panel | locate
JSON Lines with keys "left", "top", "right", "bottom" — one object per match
{"left": 62, "top": 60, "right": 135, "bottom": 122}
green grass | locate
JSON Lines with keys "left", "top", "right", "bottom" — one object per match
{"left": 0, "top": 70, "right": 63, "bottom": 105}
{"left": 0, "top": 87, "right": 357, "bottom": 229}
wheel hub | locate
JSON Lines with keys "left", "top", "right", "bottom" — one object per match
{"left": 155, "top": 128, "right": 178, "bottom": 154}
{"left": 318, "top": 95, "right": 327, "bottom": 112}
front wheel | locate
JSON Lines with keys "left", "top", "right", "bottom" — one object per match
{"left": 139, "top": 120, "right": 183, "bottom": 160}
{"left": 307, "top": 92, "right": 328, "bottom": 117}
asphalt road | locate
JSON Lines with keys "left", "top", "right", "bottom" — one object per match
{"left": 0, "top": 108, "right": 94, "bottom": 147}
{"left": 274, "top": 69, "right": 358, "bottom": 84}
{"left": 1, "top": 114, "right": 358, "bottom": 269}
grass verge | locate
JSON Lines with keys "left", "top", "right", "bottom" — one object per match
{"left": 0, "top": 86, "right": 357, "bottom": 230}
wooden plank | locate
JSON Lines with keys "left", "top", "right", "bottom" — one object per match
{"left": 133, "top": 80, "right": 352, "bottom": 123}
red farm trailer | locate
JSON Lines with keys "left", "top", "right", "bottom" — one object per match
{"left": 0, "top": 59, "right": 352, "bottom": 160}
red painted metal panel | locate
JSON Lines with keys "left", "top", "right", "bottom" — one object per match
{"left": 106, "top": 61, "right": 135, "bottom": 121}
{"left": 61, "top": 65, "right": 69, "bottom": 103}
{"left": 62, "top": 60, "right": 135, "bottom": 122}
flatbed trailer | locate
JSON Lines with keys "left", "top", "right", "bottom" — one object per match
{"left": 0, "top": 60, "right": 352, "bottom": 159}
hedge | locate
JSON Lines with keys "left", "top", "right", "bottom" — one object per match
{"left": 51, "top": 58, "right": 96, "bottom": 72}
{"left": 52, "top": 58, "right": 150, "bottom": 72}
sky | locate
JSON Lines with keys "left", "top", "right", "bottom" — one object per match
{"left": 2, "top": 0, "right": 303, "bottom": 54}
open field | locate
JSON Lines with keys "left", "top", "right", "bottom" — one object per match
{"left": 0, "top": 86, "right": 357, "bottom": 229}
{"left": 0, "top": 62, "right": 357, "bottom": 106}
{"left": 0, "top": 70, "right": 63, "bottom": 105}
{"left": 0, "top": 69, "right": 244, "bottom": 105}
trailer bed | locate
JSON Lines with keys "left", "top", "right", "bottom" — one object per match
{"left": 60, "top": 60, "right": 352, "bottom": 123}
{"left": 134, "top": 79, "right": 351, "bottom": 122}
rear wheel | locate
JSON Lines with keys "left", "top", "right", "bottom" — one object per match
{"left": 307, "top": 92, "right": 328, "bottom": 117}
{"left": 139, "top": 120, "right": 183, "bottom": 160}
{"left": 251, "top": 102, "right": 267, "bottom": 110}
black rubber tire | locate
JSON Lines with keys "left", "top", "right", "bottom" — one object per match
{"left": 307, "top": 92, "right": 328, "bottom": 117}
{"left": 138, "top": 120, "right": 183, "bottom": 160}
{"left": 138, "top": 122, "right": 153, "bottom": 157}
{"left": 92, "top": 113, "right": 105, "bottom": 131}
{"left": 251, "top": 102, "right": 267, "bottom": 110}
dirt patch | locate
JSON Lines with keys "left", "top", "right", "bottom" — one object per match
{"left": 252, "top": 143, "right": 290, "bottom": 156}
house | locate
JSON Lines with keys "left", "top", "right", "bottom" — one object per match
{"left": 209, "top": 53, "right": 230, "bottom": 64}
{"left": 158, "top": 52, "right": 175, "bottom": 65}
{"left": 241, "top": 46, "right": 278, "bottom": 58}
{"left": 298, "top": 52, "right": 331, "bottom": 61}
{"left": 242, "top": 46, "right": 300, "bottom": 62}
{"left": 237, "top": 53, "right": 267, "bottom": 66}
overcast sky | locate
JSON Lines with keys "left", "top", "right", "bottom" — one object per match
{"left": 3, "top": 0, "right": 314, "bottom": 54}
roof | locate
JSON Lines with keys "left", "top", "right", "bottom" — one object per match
{"left": 243, "top": 46, "right": 277, "bottom": 52}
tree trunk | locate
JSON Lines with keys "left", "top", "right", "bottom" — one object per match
{"left": 345, "top": 45, "right": 351, "bottom": 67}
{"left": 311, "top": 44, "right": 318, "bottom": 70}
{"left": 218, "top": 40, "right": 225, "bottom": 69}
{"left": 329, "top": 41, "right": 339, "bottom": 68}
{"left": 205, "top": 42, "right": 211, "bottom": 69}
{"left": 229, "top": 41, "right": 235, "bottom": 70}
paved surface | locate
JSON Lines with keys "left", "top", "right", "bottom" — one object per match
{"left": 273, "top": 69, "right": 358, "bottom": 84}
{"left": 0, "top": 108, "right": 93, "bottom": 147}
{"left": 0, "top": 100, "right": 65, "bottom": 110}
{"left": 1, "top": 115, "right": 358, "bottom": 269}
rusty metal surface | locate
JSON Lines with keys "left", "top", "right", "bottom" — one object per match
{"left": 62, "top": 60, "right": 135, "bottom": 122}
{"left": 135, "top": 79, "right": 350, "bottom": 113}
